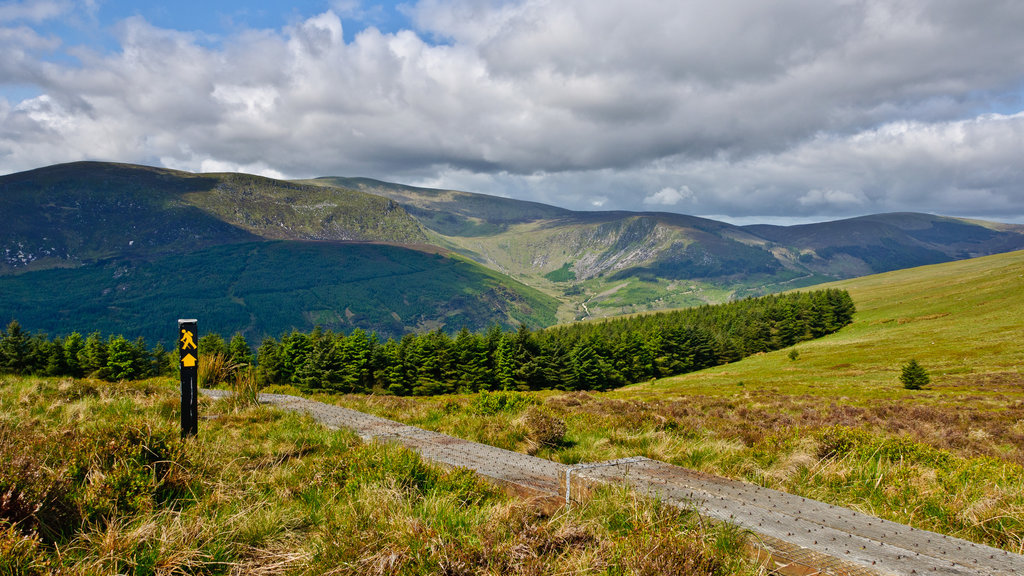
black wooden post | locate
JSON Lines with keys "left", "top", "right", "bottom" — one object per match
{"left": 178, "top": 319, "right": 198, "bottom": 439}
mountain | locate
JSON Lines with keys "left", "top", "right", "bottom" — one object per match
{"left": 0, "top": 163, "right": 556, "bottom": 343}
{"left": 305, "top": 178, "right": 1024, "bottom": 322}
{"left": 304, "top": 176, "right": 572, "bottom": 236}
{"left": 0, "top": 162, "right": 426, "bottom": 275}
{"left": 4, "top": 161, "right": 1023, "bottom": 343}
{"left": 0, "top": 241, "right": 557, "bottom": 346}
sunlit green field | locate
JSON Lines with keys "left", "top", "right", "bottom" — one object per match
{"left": 631, "top": 248, "right": 1024, "bottom": 399}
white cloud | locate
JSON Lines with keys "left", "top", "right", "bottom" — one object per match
{"left": 644, "top": 186, "right": 694, "bottom": 206}
{"left": 196, "top": 159, "right": 286, "bottom": 180}
{"left": 0, "top": 0, "right": 71, "bottom": 23}
{"left": 798, "top": 189, "right": 867, "bottom": 208}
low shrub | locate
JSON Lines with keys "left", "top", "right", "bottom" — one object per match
{"left": 520, "top": 407, "right": 567, "bottom": 452}
{"left": 0, "top": 423, "right": 82, "bottom": 542}
{"left": 817, "top": 425, "right": 953, "bottom": 467}
{"left": 469, "top": 390, "right": 537, "bottom": 415}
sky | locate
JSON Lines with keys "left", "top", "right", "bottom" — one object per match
{"left": 2, "top": 0, "right": 1023, "bottom": 224}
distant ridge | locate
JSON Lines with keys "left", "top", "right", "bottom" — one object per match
{"left": 306, "top": 175, "right": 1024, "bottom": 321}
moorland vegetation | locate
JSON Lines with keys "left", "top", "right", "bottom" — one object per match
{"left": 332, "top": 250, "right": 1024, "bottom": 554}
{"left": 0, "top": 376, "right": 760, "bottom": 575}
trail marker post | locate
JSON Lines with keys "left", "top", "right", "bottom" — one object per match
{"left": 178, "top": 319, "right": 198, "bottom": 439}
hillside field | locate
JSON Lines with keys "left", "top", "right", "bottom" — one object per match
{"left": 631, "top": 246, "right": 1024, "bottom": 398}
{"left": 330, "top": 249, "right": 1024, "bottom": 553}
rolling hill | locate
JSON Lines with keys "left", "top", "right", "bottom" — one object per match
{"left": 0, "top": 241, "right": 557, "bottom": 346}
{"left": 628, "top": 247, "right": 1024, "bottom": 398}
{"left": 0, "top": 161, "right": 426, "bottom": 275}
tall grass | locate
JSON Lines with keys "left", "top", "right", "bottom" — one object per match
{"left": 334, "top": 388, "right": 1024, "bottom": 553}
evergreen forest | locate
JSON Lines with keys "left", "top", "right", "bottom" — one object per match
{"left": 0, "top": 289, "right": 855, "bottom": 395}
{"left": 255, "top": 289, "right": 855, "bottom": 395}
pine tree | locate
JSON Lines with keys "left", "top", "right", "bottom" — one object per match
{"left": 43, "top": 338, "right": 68, "bottom": 376}
{"left": 339, "top": 329, "right": 373, "bottom": 393}
{"left": 63, "top": 332, "right": 85, "bottom": 378}
{"left": 198, "top": 333, "right": 228, "bottom": 359}
{"left": 900, "top": 359, "right": 930, "bottom": 390}
{"left": 106, "top": 335, "right": 138, "bottom": 381}
{"left": 494, "top": 336, "right": 519, "bottom": 391}
{"left": 278, "top": 331, "right": 312, "bottom": 385}
{"left": 255, "top": 337, "right": 283, "bottom": 386}
{"left": 228, "top": 333, "right": 254, "bottom": 373}
{"left": 79, "top": 332, "right": 108, "bottom": 379}
{"left": 0, "top": 320, "right": 32, "bottom": 374}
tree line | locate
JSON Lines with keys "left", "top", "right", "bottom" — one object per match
{"left": 0, "top": 322, "right": 254, "bottom": 382}
{"left": 0, "top": 288, "right": 855, "bottom": 394}
{"left": 0, "top": 321, "right": 174, "bottom": 380}
{"left": 254, "top": 289, "right": 855, "bottom": 395}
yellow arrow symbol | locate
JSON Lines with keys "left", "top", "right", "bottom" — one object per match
{"left": 182, "top": 353, "right": 197, "bottom": 368}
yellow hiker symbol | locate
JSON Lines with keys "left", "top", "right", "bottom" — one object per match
{"left": 180, "top": 329, "right": 197, "bottom": 350}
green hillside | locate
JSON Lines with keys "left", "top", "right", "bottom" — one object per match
{"left": 0, "top": 162, "right": 562, "bottom": 341}
{"left": 0, "top": 162, "right": 425, "bottom": 274}
{"left": 303, "top": 176, "right": 571, "bottom": 236}
{"left": 0, "top": 241, "right": 558, "bottom": 345}
{"left": 632, "top": 247, "right": 1024, "bottom": 398}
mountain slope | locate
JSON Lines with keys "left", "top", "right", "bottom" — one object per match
{"left": 0, "top": 162, "right": 556, "bottom": 342}
{"left": 304, "top": 176, "right": 571, "bottom": 236}
{"left": 0, "top": 162, "right": 426, "bottom": 274}
{"left": 743, "top": 212, "right": 1024, "bottom": 277}
{"left": 306, "top": 177, "right": 1024, "bottom": 321}
{"left": 0, "top": 241, "right": 558, "bottom": 344}
{"left": 630, "top": 247, "right": 1024, "bottom": 398}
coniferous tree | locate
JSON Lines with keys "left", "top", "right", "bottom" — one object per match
{"left": 298, "top": 331, "right": 343, "bottom": 391}
{"left": 79, "top": 332, "right": 108, "bottom": 379}
{"left": 454, "top": 328, "right": 489, "bottom": 393}
{"left": 494, "top": 335, "right": 519, "bottom": 391}
{"left": 339, "top": 329, "right": 374, "bottom": 393}
{"left": 150, "top": 342, "right": 173, "bottom": 376}
{"left": 198, "top": 333, "right": 228, "bottom": 359}
{"left": 228, "top": 333, "right": 254, "bottom": 371}
{"left": 63, "top": 332, "right": 85, "bottom": 378}
{"left": 43, "top": 337, "right": 68, "bottom": 376}
{"left": 255, "top": 337, "right": 283, "bottom": 386}
{"left": 278, "top": 331, "right": 312, "bottom": 385}
{"left": 106, "top": 335, "right": 138, "bottom": 381}
{"left": 382, "top": 336, "right": 413, "bottom": 395}
{"left": 900, "top": 359, "right": 930, "bottom": 390}
{"left": 0, "top": 320, "right": 32, "bottom": 374}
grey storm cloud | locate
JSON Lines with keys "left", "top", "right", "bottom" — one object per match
{"left": 1, "top": 0, "right": 1023, "bottom": 221}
